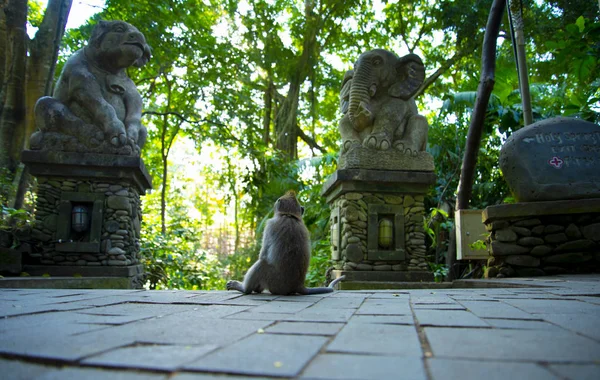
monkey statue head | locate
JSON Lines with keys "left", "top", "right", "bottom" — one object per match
{"left": 275, "top": 190, "right": 305, "bottom": 219}
{"left": 87, "top": 20, "right": 152, "bottom": 73}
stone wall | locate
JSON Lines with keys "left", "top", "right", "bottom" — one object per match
{"left": 484, "top": 210, "right": 600, "bottom": 278}
{"left": 30, "top": 177, "right": 142, "bottom": 267}
{"left": 331, "top": 192, "right": 428, "bottom": 272}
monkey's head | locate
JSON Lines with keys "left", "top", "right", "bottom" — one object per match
{"left": 87, "top": 20, "right": 152, "bottom": 71}
{"left": 275, "top": 190, "right": 305, "bottom": 219}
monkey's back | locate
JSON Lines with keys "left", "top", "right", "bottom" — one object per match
{"left": 263, "top": 215, "right": 311, "bottom": 294}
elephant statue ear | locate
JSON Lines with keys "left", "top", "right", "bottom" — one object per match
{"left": 339, "top": 69, "right": 354, "bottom": 114}
{"left": 388, "top": 54, "right": 425, "bottom": 100}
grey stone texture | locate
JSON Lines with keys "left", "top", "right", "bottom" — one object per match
{"left": 337, "top": 49, "right": 431, "bottom": 170}
{"left": 30, "top": 21, "right": 150, "bottom": 156}
{"left": 20, "top": 150, "right": 152, "bottom": 287}
{"left": 323, "top": 170, "right": 434, "bottom": 278}
{"left": 483, "top": 199, "right": 600, "bottom": 278}
{"left": 499, "top": 116, "right": 600, "bottom": 202}
{"left": 1, "top": 275, "right": 600, "bottom": 379}
{"left": 301, "top": 353, "right": 427, "bottom": 380}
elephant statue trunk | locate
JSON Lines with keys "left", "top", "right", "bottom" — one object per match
{"left": 347, "top": 61, "right": 373, "bottom": 132}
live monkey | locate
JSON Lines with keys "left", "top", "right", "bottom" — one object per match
{"left": 227, "top": 191, "right": 344, "bottom": 295}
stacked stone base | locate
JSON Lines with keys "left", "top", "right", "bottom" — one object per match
{"left": 30, "top": 177, "right": 142, "bottom": 267}
{"left": 483, "top": 199, "right": 600, "bottom": 278}
{"left": 330, "top": 192, "right": 429, "bottom": 272}
{"left": 322, "top": 169, "right": 436, "bottom": 282}
{"left": 21, "top": 150, "right": 152, "bottom": 288}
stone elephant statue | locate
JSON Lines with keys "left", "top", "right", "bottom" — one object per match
{"left": 339, "top": 49, "right": 428, "bottom": 157}
{"left": 31, "top": 20, "right": 151, "bottom": 156}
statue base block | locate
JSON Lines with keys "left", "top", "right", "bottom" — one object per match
{"left": 322, "top": 169, "right": 436, "bottom": 279}
{"left": 20, "top": 150, "right": 152, "bottom": 289}
{"left": 339, "top": 145, "right": 434, "bottom": 171}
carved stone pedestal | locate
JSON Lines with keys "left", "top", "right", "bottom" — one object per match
{"left": 322, "top": 169, "right": 436, "bottom": 287}
{"left": 21, "top": 150, "right": 152, "bottom": 288}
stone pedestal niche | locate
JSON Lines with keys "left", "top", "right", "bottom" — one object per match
{"left": 21, "top": 150, "right": 152, "bottom": 288}
{"left": 485, "top": 117, "right": 600, "bottom": 278}
{"left": 322, "top": 169, "right": 435, "bottom": 284}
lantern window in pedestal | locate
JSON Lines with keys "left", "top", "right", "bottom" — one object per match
{"left": 330, "top": 207, "right": 341, "bottom": 260}
{"left": 378, "top": 218, "right": 394, "bottom": 249}
{"left": 71, "top": 205, "right": 90, "bottom": 233}
{"left": 367, "top": 204, "right": 405, "bottom": 261}
{"left": 56, "top": 192, "right": 105, "bottom": 253}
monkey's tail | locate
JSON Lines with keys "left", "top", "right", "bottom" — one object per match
{"left": 327, "top": 275, "right": 346, "bottom": 289}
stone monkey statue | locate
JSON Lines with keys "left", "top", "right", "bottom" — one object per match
{"left": 31, "top": 20, "right": 152, "bottom": 156}
{"left": 227, "top": 191, "right": 344, "bottom": 295}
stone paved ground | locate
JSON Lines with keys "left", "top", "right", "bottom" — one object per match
{"left": 1, "top": 275, "right": 600, "bottom": 379}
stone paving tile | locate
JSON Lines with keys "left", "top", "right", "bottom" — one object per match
{"left": 309, "top": 297, "right": 364, "bottom": 309}
{"left": 502, "top": 299, "right": 600, "bottom": 314}
{"left": 366, "top": 292, "right": 409, "bottom": 299}
{"left": 425, "top": 327, "right": 600, "bottom": 362}
{"left": 79, "top": 303, "right": 230, "bottom": 319}
{"left": 275, "top": 294, "right": 333, "bottom": 302}
{"left": 427, "top": 358, "right": 558, "bottom": 380}
{"left": 225, "top": 311, "right": 290, "bottom": 321}
{"left": 184, "top": 334, "right": 328, "bottom": 377}
{"left": 329, "top": 292, "right": 372, "bottom": 299}
{"left": 192, "top": 292, "right": 249, "bottom": 303}
{"left": 0, "top": 301, "right": 90, "bottom": 318}
{"left": 0, "top": 357, "right": 60, "bottom": 380}
{"left": 411, "top": 296, "right": 457, "bottom": 304}
{"left": 412, "top": 303, "right": 466, "bottom": 310}
{"left": 35, "top": 367, "right": 167, "bottom": 380}
{"left": 300, "top": 353, "right": 426, "bottom": 380}
{"left": 354, "top": 298, "right": 411, "bottom": 315}
{"left": 449, "top": 295, "right": 498, "bottom": 301}
{"left": 0, "top": 311, "right": 114, "bottom": 335}
{"left": 483, "top": 318, "right": 562, "bottom": 330}
{"left": 218, "top": 298, "right": 275, "bottom": 306}
{"left": 549, "top": 363, "right": 600, "bottom": 380}
{"left": 538, "top": 313, "right": 600, "bottom": 341}
{"left": 348, "top": 314, "right": 414, "bottom": 325}
{"left": 173, "top": 373, "right": 273, "bottom": 380}
{"left": 0, "top": 327, "right": 128, "bottom": 361}
{"left": 65, "top": 296, "right": 141, "bottom": 307}
{"left": 572, "top": 296, "right": 600, "bottom": 305}
{"left": 83, "top": 343, "right": 219, "bottom": 371}
{"left": 94, "top": 291, "right": 206, "bottom": 305}
{"left": 265, "top": 321, "right": 344, "bottom": 336}
{"left": 246, "top": 301, "right": 314, "bottom": 314}
{"left": 78, "top": 311, "right": 270, "bottom": 347}
{"left": 72, "top": 312, "right": 156, "bottom": 325}
{"left": 327, "top": 322, "right": 421, "bottom": 356}
{"left": 459, "top": 300, "right": 539, "bottom": 319}
{"left": 413, "top": 309, "right": 490, "bottom": 327}
{"left": 280, "top": 308, "right": 356, "bottom": 323}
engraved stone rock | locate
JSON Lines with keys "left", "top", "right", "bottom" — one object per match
{"left": 500, "top": 117, "right": 600, "bottom": 202}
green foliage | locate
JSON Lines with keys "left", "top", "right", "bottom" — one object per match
{"left": 428, "top": 262, "right": 449, "bottom": 283}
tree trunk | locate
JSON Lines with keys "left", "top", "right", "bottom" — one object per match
{"left": 263, "top": 79, "right": 273, "bottom": 145}
{"left": 25, "top": 0, "right": 73, "bottom": 146}
{"left": 0, "top": 0, "right": 27, "bottom": 180}
{"left": 448, "top": 0, "right": 506, "bottom": 280}
{"left": 274, "top": 1, "right": 320, "bottom": 160}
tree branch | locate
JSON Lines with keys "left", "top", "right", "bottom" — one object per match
{"left": 143, "top": 110, "right": 243, "bottom": 145}
{"left": 448, "top": 0, "right": 506, "bottom": 280}
{"left": 296, "top": 124, "right": 325, "bottom": 154}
